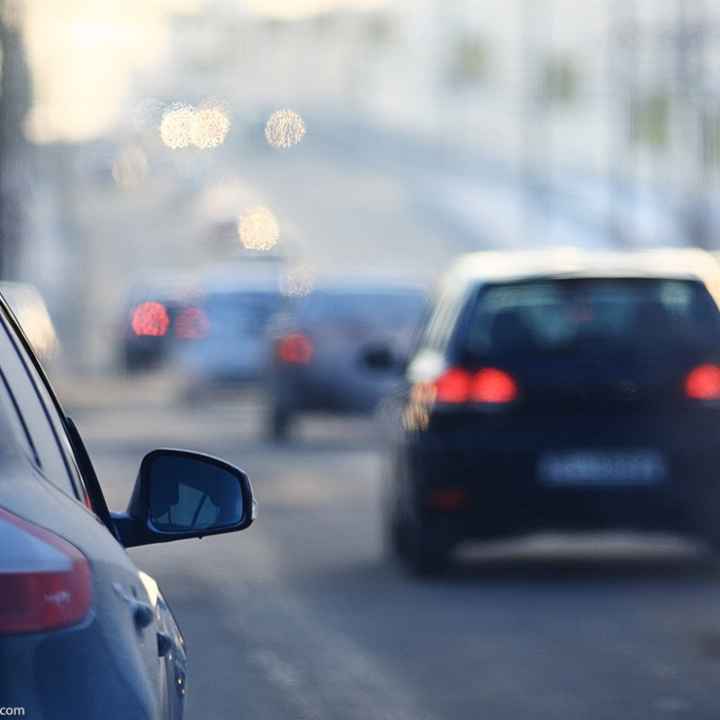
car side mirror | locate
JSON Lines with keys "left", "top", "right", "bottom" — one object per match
{"left": 361, "top": 343, "right": 406, "bottom": 374}
{"left": 112, "top": 449, "right": 256, "bottom": 548}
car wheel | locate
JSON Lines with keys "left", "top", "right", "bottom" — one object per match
{"left": 701, "top": 481, "right": 720, "bottom": 554}
{"left": 268, "top": 406, "right": 293, "bottom": 443}
{"left": 387, "top": 505, "right": 451, "bottom": 577}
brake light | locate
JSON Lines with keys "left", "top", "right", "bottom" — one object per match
{"left": 175, "top": 306, "right": 209, "bottom": 340}
{"left": 685, "top": 364, "right": 720, "bottom": 400}
{"left": 131, "top": 302, "right": 170, "bottom": 337}
{"left": 277, "top": 334, "right": 313, "bottom": 365}
{"left": 0, "top": 508, "right": 92, "bottom": 634}
{"left": 471, "top": 368, "right": 519, "bottom": 404}
{"left": 435, "top": 368, "right": 472, "bottom": 403}
{"left": 433, "top": 367, "right": 518, "bottom": 405}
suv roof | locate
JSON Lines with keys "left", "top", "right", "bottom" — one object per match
{"left": 446, "top": 247, "right": 720, "bottom": 289}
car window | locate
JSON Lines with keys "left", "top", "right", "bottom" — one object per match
{"left": 301, "top": 290, "right": 425, "bottom": 327}
{"left": 0, "top": 366, "right": 40, "bottom": 470}
{"left": 0, "top": 395, "right": 28, "bottom": 477}
{"left": 0, "top": 313, "right": 83, "bottom": 501}
{"left": 300, "top": 291, "right": 426, "bottom": 327}
{"left": 202, "top": 291, "right": 282, "bottom": 337}
{"left": 463, "top": 278, "right": 720, "bottom": 362}
{"left": 423, "top": 285, "right": 468, "bottom": 352}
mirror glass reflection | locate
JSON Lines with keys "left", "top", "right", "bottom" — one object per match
{"left": 147, "top": 455, "right": 245, "bottom": 533}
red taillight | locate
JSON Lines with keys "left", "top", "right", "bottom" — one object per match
{"left": 471, "top": 368, "right": 519, "bottom": 404}
{"left": 131, "top": 301, "right": 170, "bottom": 337}
{"left": 685, "top": 364, "right": 720, "bottom": 400}
{"left": 277, "top": 334, "right": 313, "bottom": 365}
{"left": 433, "top": 367, "right": 518, "bottom": 405}
{"left": 0, "top": 508, "right": 92, "bottom": 634}
{"left": 434, "top": 368, "right": 472, "bottom": 403}
{"left": 174, "top": 306, "right": 209, "bottom": 340}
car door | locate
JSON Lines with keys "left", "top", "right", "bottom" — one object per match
{"left": 0, "top": 300, "right": 168, "bottom": 719}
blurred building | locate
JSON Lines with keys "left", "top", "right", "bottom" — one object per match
{"left": 14, "top": 0, "right": 720, "bottom": 371}
{"left": 0, "top": 0, "right": 32, "bottom": 279}
{"left": 142, "top": 1, "right": 720, "bottom": 240}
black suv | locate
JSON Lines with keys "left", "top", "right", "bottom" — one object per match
{"left": 379, "top": 249, "right": 720, "bottom": 574}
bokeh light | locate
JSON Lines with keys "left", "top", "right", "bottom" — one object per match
{"left": 265, "top": 109, "right": 306, "bottom": 149}
{"left": 159, "top": 103, "right": 195, "bottom": 149}
{"left": 131, "top": 302, "right": 170, "bottom": 337}
{"left": 190, "top": 103, "right": 231, "bottom": 149}
{"left": 238, "top": 207, "right": 280, "bottom": 251}
{"left": 160, "top": 102, "right": 231, "bottom": 150}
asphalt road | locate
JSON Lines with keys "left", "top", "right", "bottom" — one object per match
{"left": 64, "top": 375, "right": 720, "bottom": 720}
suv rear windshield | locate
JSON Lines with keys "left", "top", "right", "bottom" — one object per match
{"left": 203, "top": 291, "right": 282, "bottom": 336}
{"left": 462, "top": 278, "right": 720, "bottom": 360}
{"left": 300, "top": 290, "right": 426, "bottom": 327}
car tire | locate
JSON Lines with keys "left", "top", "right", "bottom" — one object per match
{"left": 700, "top": 481, "right": 720, "bottom": 554}
{"left": 387, "top": 505, "right": 451, "bottom": 577}
{"left": 268, "top": 406, "right": 293, "bottom": 443}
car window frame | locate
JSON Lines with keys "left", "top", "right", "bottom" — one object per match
{"left": 0, "top": 297, "right": 91, "bottom": 508}
{"left": 422, "top": 281, "right": 473, "bottom": 357}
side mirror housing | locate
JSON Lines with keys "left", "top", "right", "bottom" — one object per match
{"left": 113, "top": 449, "right": 256, "bottom": 548}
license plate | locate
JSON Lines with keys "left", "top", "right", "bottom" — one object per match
{"left": 538, "top": 450, "right": 667, "bottom": 487}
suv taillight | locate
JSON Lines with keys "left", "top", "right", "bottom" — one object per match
{"left": 685, "top": 364, "right": 720, "bottom": 401}
{"left": 434, "top": 367, "right": 519, "bottom": 405}
{"left": 0, "top": 507, "right": 92, "bottom": 634}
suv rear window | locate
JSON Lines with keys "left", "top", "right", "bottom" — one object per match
{"left": 463, "top": 278, "right": 720, "bottom": 360}
{"left": 203, "top": 291, "right": 282, "bottom": 336}
{"left": 300, "top": 291, "right": 426, "bottom": 327}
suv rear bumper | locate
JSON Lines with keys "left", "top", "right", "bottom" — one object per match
{"left": 399, "top": 413, "right": 720, "bottom": 542}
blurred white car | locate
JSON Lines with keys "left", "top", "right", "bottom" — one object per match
{"left": 176, "top": 276, "right": 285, "bottom": 400}
{"left": 0, "top": 282, "right": 59, "bottom": 364}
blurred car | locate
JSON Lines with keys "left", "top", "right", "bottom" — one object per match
{"left": 176, "top": 277, "right": 284, "bottom": 400}
{"left": 0, "top": 287, "right": 256, "bottom": 718}
{"left": 267, "top": 281, "right": 428, "bottom": 440}
{"left": 0, "top": 282, "right": 59, "bottom": 366}
{"left": 378, "top": 248, "right": 720, "bottom": 574}
{"left": 119, "top": 276, "right": 196, "bottom": 373}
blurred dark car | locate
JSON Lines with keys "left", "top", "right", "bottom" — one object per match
{"left": 379, "top": 249, "right": 720, "bottom": 574}
{"left": 119, "top": 277, "right": 196, "bottom": 373}
{"left": 267, "top": 281, "right": 428, "bottom": 440}
{"left": 0, "top": 288, "right": 256, "bottom": 718}
{"left": 176, "top": 278, "right": 284, "bottom": 400}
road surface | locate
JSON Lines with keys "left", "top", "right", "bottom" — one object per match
{"left": 60, "top": 374, "right": 720, "bottom": 720}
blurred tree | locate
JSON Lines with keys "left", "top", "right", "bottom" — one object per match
{"left": 539, "top": 55, "right": 580, "bottom": 108}
{"left": 0, "top": 0, "right": 31, "bottom": 279}
{"left": 447, "top": 33, "right": 491, "bottom": 88}
{"left": 630, "top": 92, "right": 670, "bottom": 149}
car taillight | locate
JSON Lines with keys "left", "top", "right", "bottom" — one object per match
{"left": 471, "top": 368, "right": 519, "bottom": 404}
{"left": 0, "top": 507, "right": 92, "bottom": 634}
{"left": 131, "top": 301, "right": 170, "bottom": 337}
{"left": 276, "top": 334, "right": 313, "bottom": 365}
{"left": 174, "top": 306, "right": 210, "bottom": 340}
{"left": 434, "top": 368, "right": 472, "bottom": 403}
{"left": 685, "top": 364, "right": 720, "bottom": 401}
{"left": 434, "top": 367, "right": 518, "bottom": 405}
